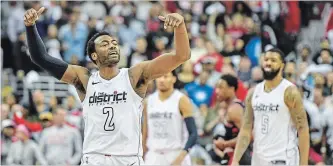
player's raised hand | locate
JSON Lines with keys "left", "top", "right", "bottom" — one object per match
{"left": 158, "top": 13, "right": 184, "bottom": 30}
{"left": 24, "top": 7, "right": 45, "bottom": 26}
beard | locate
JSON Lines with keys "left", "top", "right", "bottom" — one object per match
{"left": 261, "top": 67, "right": 280, "bottom": 80}
{"left": 99, "top": 54, "right": 120, "bottom": 66}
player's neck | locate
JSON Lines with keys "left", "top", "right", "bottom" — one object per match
{"left": 99, "top": 66, "right": 119, "bottom": 80}
{"left": 226, "top": 95, "right": 237, "bottom": 105}
{"left": 264, "top": 76, "right": 283, "bottom": 92}
{"left": 158, "top": 89, "right": 174, "bottom": 101}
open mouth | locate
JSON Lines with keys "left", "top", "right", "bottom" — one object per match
{"left": 108, "top": 51, "right": 118, "bottom": 55}
{"left": 264, "top": 67, "right": 272, "bottom": 72}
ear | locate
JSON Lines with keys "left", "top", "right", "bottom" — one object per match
{"left": 91, "top": 52, "right": 98, "bottom": 61}
{"left": 172, "top": 75, "right": 177, "bottom": 84}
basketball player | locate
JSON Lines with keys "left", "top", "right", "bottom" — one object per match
{"left": 231, "top": 48, "right": 310, "bottom": 166}
{"left": 24, "top": 7, "right": 190, "bottom": 165}
{"left": 143, "top": 71, "right": 197, "bottom": 165}
{"left": 213, "top": 74, "right": 251, "bottom": 165}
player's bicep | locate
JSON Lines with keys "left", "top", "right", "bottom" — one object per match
{"left": 228, "top": 105, "right": 244, "bottom": 129}
{"left": 284, "top": 86, "right": 309, "bottom": 131}
{"left": 179, "top": 95, "right": 194, "bottom": 118}
{"left": 143, "top": 52, "right": 187, "bottom": 81}
{"left": 243, "top": 88, "right": 254, "bottom": 130}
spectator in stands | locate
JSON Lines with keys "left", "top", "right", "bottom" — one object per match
{"left": 248, "top": 66, "right": 263, "bottom": 88}
{"left": 4, "top": 93, "right": 17, "bottom": 111}
{"left": 32, "top": 90, "right": 50, "bottom": 114}
{"left": 176, "top": 61, "right": 195, "bottom": 90}
{"left": 297, "top": 45, "right": 312, "bottom": 65}
{"left": 185, "top": 71, "right": 214, "bottom": 108}
{"left": 190, "top": 36, "right": 207, "bottom": 63}
{"left": 58, "top": 6, "right": 88, "bottom": 64}
{"left": 48, "top": 96, "right": 58, "bottom": 113}
{"left": 194, "top": 41, "right": 224, "bottom": 74}
{"left": 45, "top": 24, "right": 62, "bottom": 61}
{"left": 39, "top": 107, "right": 82, "bottom": 165}
{"left": 39, "top": 112, "right": 53, "bottom": 128}
{"left": 195, "top": 57, "right": 221, "bottom": 87}
{"left": 1, "top": 119, "right": 16, "bottom": 164}
{"left": 1, "top": 104, "right": 10, "bottom": 120}
{"left": 237, "top": 56, "right": 252, "bottom": 83}
{"left": 284, "top": 61, "right": 297, "bottom": 84}
{"left": 6, "top": 124, "right": 47, "bottom": 165}
{"left": 207, "top": 13, "right": 225, "bottom": 52}
{"left": 127, "top": 37, "right": 148, "bottom": 67}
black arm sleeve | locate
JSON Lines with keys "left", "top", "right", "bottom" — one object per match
{"left": 25, "top": 25, "right": 68, "bottom": 80}
{"left": 183, "top": 117, "right": 198, "bottom": 152}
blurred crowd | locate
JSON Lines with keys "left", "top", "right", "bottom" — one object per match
{"left": 1, "top": 1, "right": 333, "bottom": 165}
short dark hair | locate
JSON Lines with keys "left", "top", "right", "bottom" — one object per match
{"left": 220, "top": 74, "right": 238, "bottom": 91}
{"left": 86, "top": 31, "right": 112, "bottom": 64}
{"left": 320, "top": 48, "right": 331, "bottom": 55}
{"left": 171, "top": 70, "right": 177, "bottom": 77}
{"left": 265, "top": 48, "right": 285, "bottom": 63}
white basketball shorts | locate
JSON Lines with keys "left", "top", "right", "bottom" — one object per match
{"left": 81, "top": 153, "right": 144, "bottom": 166}
{"left": 251, "top": 149, "right": 299, "bottom": 166}
{"left": 144, "top": 149, "right": 191, "bottom": 165}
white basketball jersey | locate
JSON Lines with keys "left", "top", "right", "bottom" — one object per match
{"left": 252, "top": 79, "right": 299, "bottom": 161}
{"left": 303, "top": 99, "right": 325, "bottom": 141}
{"left": 146, "top": 90, "right": 188, "bottom": 151}
{"left": 82, "top": 68, "right": 143, "bottom": 156}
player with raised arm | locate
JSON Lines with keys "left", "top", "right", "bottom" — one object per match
{"left": 231, "top": 48, "right": 310, "bottom": 166}
{"left": 24, "top": 7, "right": 190, "bottom": 165}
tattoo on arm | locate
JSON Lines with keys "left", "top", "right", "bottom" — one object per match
{"left": 284, "top": 86, "right": 308, "bottom": 131}
{"left": 233, "top": 89, "right": 254, "bottom": 162}
{"left": 285, "top": 86, "right": 310, "bottom": 165}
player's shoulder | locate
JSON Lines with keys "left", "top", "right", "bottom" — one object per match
{"left": 145, "top": 91, "right": 158, "bottom": 103}
{"left": 282, "top": 78, "right": 296, "bottom": 88}
{"left": 174, "top": 89, "right": 186, "bottom": 97}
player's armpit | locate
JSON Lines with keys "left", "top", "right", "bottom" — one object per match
{"left": 232, "top": 88, "right": 254, "bottom": 163}
{"left": 284, "top": 86, "right": 310, "bottom": 165}
{"left": 128, "top": 63, "right": 148, "bottom": 98}
{"left": 61, "top": 65, "right": 91, "bottom": 101}
{"left": 179, "top": 95, "right": 194, "bottom": 118}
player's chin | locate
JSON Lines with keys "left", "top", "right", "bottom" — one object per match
{"left": 106, "top": 57, "right": 120, "bottom": 64}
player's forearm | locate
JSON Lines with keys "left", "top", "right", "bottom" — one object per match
{"left": 183, "top": 117, "right": 198, "bottom": 152}
{"left": 25, "top": 25, "right": 68, "bottom": 80}
{"left": 232, "top": 129, "right": 251, "bottom": 162}
{"left": 225, "top": 137, "right": 238, "bottom": 148}
{"left": 298, "top": 127, "right": 310, "bottom": 165}
{"left": 174, "top": 23, "right": 191, "bottom": 61}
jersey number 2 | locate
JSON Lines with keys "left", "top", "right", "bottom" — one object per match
{"left": 261, "top": 114, "right": 269, "bottom": 134}
{"left": 103, "top": 107, "right": 115, "bottom": 131}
